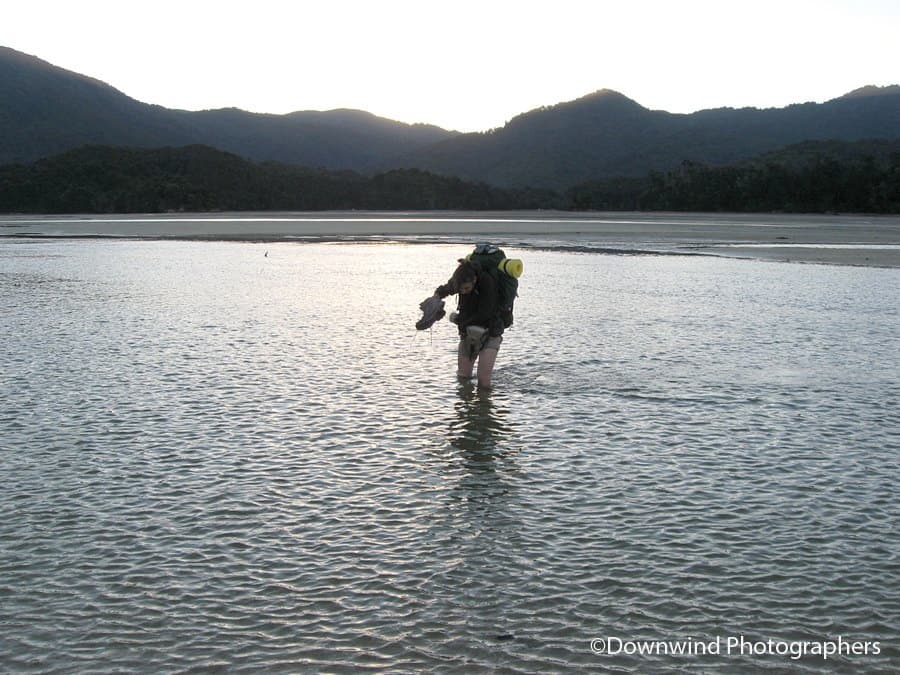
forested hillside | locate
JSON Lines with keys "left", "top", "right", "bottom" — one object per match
{"left": 0, "top": 145, "right": 560, "bottom": 213}
{"left": 398, "top": 88, "right": 900, "bottom": 189}
{"left": 567, "top": 139, "right": 900, "bottom": 213}
{"left": 3, "top": 47, "right": 898, "bottom": 191}
{"left": 0, "top": 47, "right": 455, "bottom": 168}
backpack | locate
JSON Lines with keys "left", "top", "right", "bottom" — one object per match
{"left": 466, "top": 243, "right": 522, "bottom": 328}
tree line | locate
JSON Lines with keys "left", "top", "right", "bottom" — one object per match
{"left": 568, "top": 151, "right": 900, "bottom": 213}
{"left": 1, "top": 141, "right": 898, "bottom": 214}
{"left": 0, "top": 145, "right": 559, "bottom": 213}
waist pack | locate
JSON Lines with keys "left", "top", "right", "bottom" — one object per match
{"left": 464, "top": 325, "right": 489, "bottom": 359}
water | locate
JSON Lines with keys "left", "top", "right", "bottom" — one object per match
{"left": 2, "top": 233, "right": 899, "bottom": 672}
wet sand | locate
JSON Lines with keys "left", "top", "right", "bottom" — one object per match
{"left": 2, "top": 211, "right": 899, "bottom": 267}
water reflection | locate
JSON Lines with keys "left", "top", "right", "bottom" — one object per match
{"left": 436, "top": 383, "right": 526, "bottom": 646}
{"left": 442, "top": 383, "right": 521, "bottom": 520}
{"left": 449, "top": 383, "right": 513, "bottom": 465}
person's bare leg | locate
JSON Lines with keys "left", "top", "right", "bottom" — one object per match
{"left": 458, "top": 350, "right": 475, "bottom": 380}
{"left": 476, "top": 348, "right": 498, "bottom": 389}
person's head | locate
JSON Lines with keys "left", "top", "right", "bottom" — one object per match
{"left": 450, "top": 259, "right": 478, "bottom": 294}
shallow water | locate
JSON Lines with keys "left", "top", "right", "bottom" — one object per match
{"left": 2, "top": 238, "right": 899, "bottom": 672}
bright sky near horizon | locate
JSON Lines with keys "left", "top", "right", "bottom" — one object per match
{"left": 3, "top": 0, "right": 898, "bottom": 132}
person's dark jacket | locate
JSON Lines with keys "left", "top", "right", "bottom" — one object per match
{"left": 436, "top": 272, "right": 504, "bottom": 337}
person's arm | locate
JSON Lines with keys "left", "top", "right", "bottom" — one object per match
{"left": 434, "top": 279, "right": 456, "bottom": 299}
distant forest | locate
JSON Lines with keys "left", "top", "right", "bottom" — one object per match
{"left": 0, "top": 145, "right": 558, "bottom": 213}
{"left": 1, "top": 141, "right": 898, "bottom": 214}
{"left": 570, "top": 140, "right": 900, "bottom": 213}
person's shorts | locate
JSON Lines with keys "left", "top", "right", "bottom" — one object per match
{"left": 458, "top": 334, "right": 502, "bottom": 357}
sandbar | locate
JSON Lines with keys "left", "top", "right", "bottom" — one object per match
{"left": 2, "top": 211, "right": 899, "bottom": 267}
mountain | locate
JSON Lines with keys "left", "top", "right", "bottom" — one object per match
{"left": 3, "top": 45, "right": 899, "bottom": 190}
{"left": 840, "top": 85, "right": 900, "bottom": 99}
{"left": 392, "top": 88, "right": 900, "bottom": 188}
{"left": 390, "top": 90, "right": 677, "bottom": 188}
{"left": 0, "top": 46, "right": 455, "bottom": 167}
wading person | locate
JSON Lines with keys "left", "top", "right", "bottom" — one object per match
{"left": 433, "top": 259, "right": 505, "bottom": 389}
{"left": 417, "top": 245, "right": 521, "bottom": 389}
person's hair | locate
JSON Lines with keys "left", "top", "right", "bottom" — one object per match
{"left": 449, "top": 259, "right": 478, "bottom": 291}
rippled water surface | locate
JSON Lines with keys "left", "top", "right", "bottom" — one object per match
{"left": 2, "top": 237, "right": 899, "bottom": 672}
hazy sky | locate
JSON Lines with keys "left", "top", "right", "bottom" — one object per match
{"left": 3, "top": 0, "right": 898, "bottom": 132}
